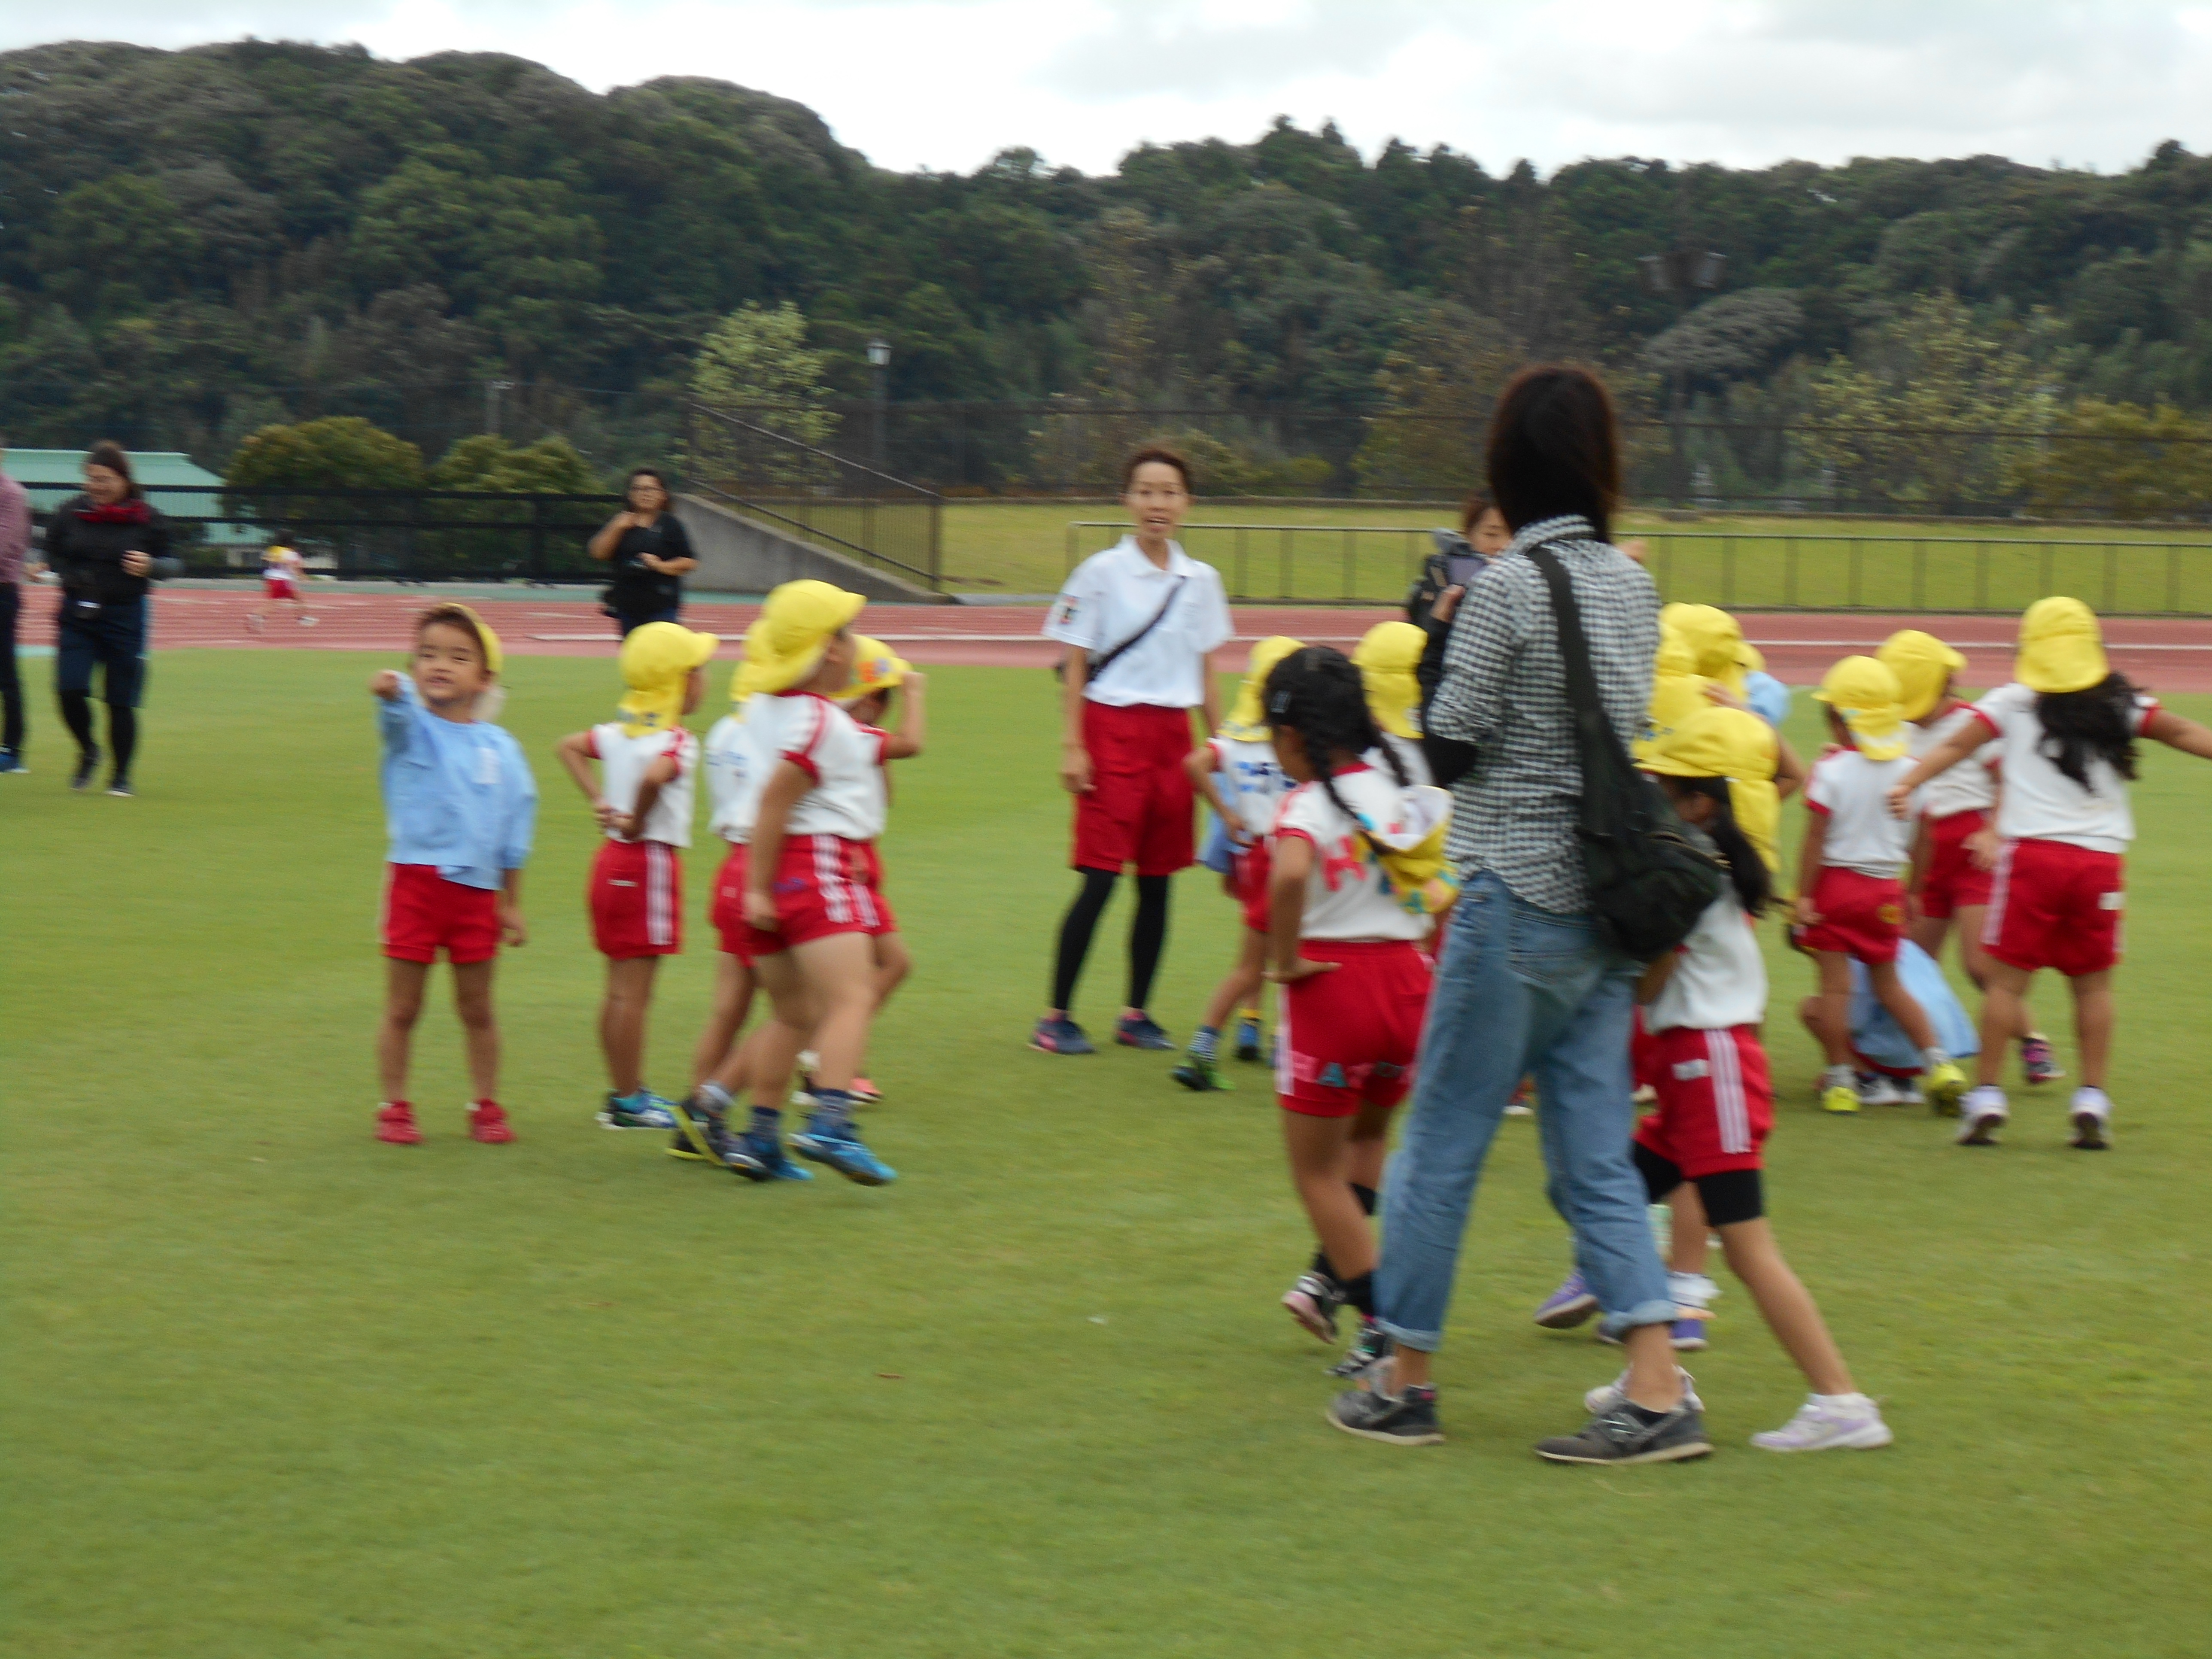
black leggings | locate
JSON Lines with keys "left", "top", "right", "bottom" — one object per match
{"left": 1050, "top": 869, "right": 1170, "bottom": 1015}
{"left": 58, "top": 692, "right": 136, "bottom": 781}
{"left": 1633, "top": 1141, "right": 1765, "bottom": 1228}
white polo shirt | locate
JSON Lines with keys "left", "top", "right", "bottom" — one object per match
{"left": 1806, "top": 749, "right": 1920, "bottom": 878}
{"left": 703, "top": 711, "right": 765, "bottom": 844}
{"left": 1969, "top": 681, "right": 2158, "bottom": 852}
{"left": 743, "top": 690, "right": 888, "bottom": 842}
{"left": 1909, "top": 705, "right": 1999, "bottom": 819}
{"left": 1043, "top": 538, "right": 1233, "bottom": 709}
{"left": 587, "top": 723, "right": 698, "bottom": 848}
{"left": 1644, "top": 891, "right": 1767, "bottom": 1033}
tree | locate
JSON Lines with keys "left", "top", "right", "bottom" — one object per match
{"left": 226, "top": 416, "right": 424, "bottom": 491}
{"left": 2023, "top": 398, "right": 2212, "bottom": 518}
{"left": 1351, "top": 305, "right": 1517, "bottom": 495}
{"left": 430, "top": 433, "right": 602, "bottom": 494}
{"left": 688, "top": 301, "right": 836, "bottom": 485}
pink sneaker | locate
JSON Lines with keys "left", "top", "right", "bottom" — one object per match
{"left": 849, "top": 1077, "right": 882, "bottom": 1103}
{"left": 468, "top": 1100, "right": 514, "bottom": 1144}
{"left": 375, "top": 1102, "right": 420, "bottom": 1145}
{"left": 2020, "top": 1034, "right": 2064, "bottom": 1086}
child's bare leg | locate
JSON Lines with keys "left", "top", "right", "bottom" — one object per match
{"left": 2069, "top": 970, "right": 2114, "bottom": 1088}
{"left": 790, "top": 932, "right": 879, "bottom": 1091}
{"left": 853, "top": 932, "right": 910, "bottom": 1082}
{"left": 1201, "top": 930, "right": 1267, "bottom": 1033}
{"left": 599, "top": 956, "right": 659, "bottom": 1095}
{"left": 1866, "top": 959, "right": 1938, "bottom": 1052}
{"left": 1907, "top": 912, "right": 1951, "bottom": 966}
{"left": 1976, "top": 960, "right": 2034, "bottom": 1086}
{"left": 746, "top": 950, "right": 812, "bottom": 1109}
{"left": 1667, "top": 1182, "right": 1712, "bottom": 1277}
{"left": 690, "top": 952, "right": 755, "bottom": 1091}
{"left": 1956, "top": 907, "right": 2036, "bottom": 1039}
{"left": 1282, "top": 1109, "right": 1375, "bottom": 1281}
{"left": 1717, "top": 1218, "right": 1855, "bottom": 1396}
{"left": 452, "top": 959, "right": 500, "bottom": 1100}
{"left": 1806, "top": 953, "right": 1856, "bottom": 1066}
{"left": 377, "top": 959, "right": 431, "bottom": 1099}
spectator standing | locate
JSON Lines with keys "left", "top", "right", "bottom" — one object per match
{"left": 0, "top": 433, "right": 28, "bottom": 773}
{"left": 590, "top": 468, "right": 697, "bottom": 637}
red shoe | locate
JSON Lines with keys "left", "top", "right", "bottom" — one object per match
{"left": 375, "top": 1102, "right": 420, "bottom": 1145}
{"left": 468, "top": 1100, "right": 514, "bottom": 1143}
{"left": 850, "top": 1077, "right": 882, "bottom": 1104}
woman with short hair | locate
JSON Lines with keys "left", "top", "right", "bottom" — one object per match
{"left": 590, "top": 468, "right": 697, "bottom": 637}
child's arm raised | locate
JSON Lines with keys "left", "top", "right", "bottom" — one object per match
{"left": 744, "top": 760, "right": 811, "bottom": 930}
{"left": 553, "top": 731, "right": 617, "bottom": 833}
{"left": 1888, "top": 721, "right": 1985, "bottom": 816}
{"left": 371, "top": 669, "right": 404, "bottom": 701}
{"left": 2144, "top": 707, "right": 2212, "bottom": 760}
{"left": 1262, "top": 836, "right": 1334, "bottom": 983}
{"left": 881, "top": 671, "right": 927, "bottom": 760}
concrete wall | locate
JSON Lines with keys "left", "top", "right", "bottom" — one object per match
{"left": 673, "top": 493, "right": 945, "bottom": 604}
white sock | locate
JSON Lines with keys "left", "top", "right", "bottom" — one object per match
{"left": 1823, "top": 1063, "right": 1854, "bottom": 1088}
{"left": 1647, "top": 1203, "right": 1673, "bottom": 1256}
{"left": 698, "top": 1081, "right": 732, "bottom": 1111}
{"left": 1922, "top": 1047, "right": 1951, "bottom": 1070}
{"left": 1811, "top": 1391, "right": 1872, "bottom": 1410}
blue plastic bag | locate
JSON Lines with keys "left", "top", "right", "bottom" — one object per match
{"left": 1199, "top": 810, "right": 1235, "bottom": 875}
{"left": 1849, "top": 940, "right": 1978, "bottom": 1070}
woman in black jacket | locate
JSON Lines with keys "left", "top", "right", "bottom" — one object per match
{"left": 588, "top": 468, "right": 697, "bottom": 636}
{"left": 40, "top": 442, "right": 179, "bottom": 795}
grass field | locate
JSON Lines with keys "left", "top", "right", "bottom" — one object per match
{"left": 941, "top": 501, "right": 2212, "bottom": 613}
{"left": 9, "top": 652, "right": 2212, "bottom": 1658}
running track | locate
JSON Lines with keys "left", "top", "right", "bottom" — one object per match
{"left": 23, "top": 588, "right": 2212, "bottom": 691}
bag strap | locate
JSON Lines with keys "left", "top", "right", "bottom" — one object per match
{"left": 1089, "top": 574, "right": 1186, "bottom": 683}
{"left": 1523, "top": 542, "right": 1604, "bottom": 728}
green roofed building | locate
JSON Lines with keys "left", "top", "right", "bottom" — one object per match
{"left": 0, "top": 448, "right": 263, "bottom": 556}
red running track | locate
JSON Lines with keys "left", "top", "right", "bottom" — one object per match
{"left": 22, "top": 589, "right": 2212, "bottom": 690}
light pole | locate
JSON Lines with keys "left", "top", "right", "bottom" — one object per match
{"left": 485, "top": 378, "right": 514, "bottom": 440}
{"left": 866, "top": 337, "right": 891, "bottom": 474}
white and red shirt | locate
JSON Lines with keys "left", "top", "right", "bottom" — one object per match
{"left": 587, "top": 722, "right": 698, "bottom": 847}
{"left": 1806, "top": 748, "right": 1920, "bottom": 878}
{"left": 1043, "top": 538, "right": 1233, "bottom": 709}
{"left": 743, "top": 690, "right": 887, "bottom": 842}
{"left": 1910, "top": 704, "right": 1999, "bottom": 819}
{"left": 1209, "top": 734, "right": 1292, "bottom": 840}
{"left": 1969, "top": 681, "right": 2158, "bottom": 853}
{"left": 1270, "top": 765, "right": 1431, "bottom": 943}
{"left": 1644, "top": 892, "right": 1767, "bottom": 1033}
{"left": 703, "top": 711, "right": 765, "bottom": 844}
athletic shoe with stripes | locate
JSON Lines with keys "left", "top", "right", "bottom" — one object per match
{"left": 791, "top": 1113, "right": 896, "bottom": 1185}
{"left": 1957, "top": 1085, "right": 2008, "bottom": 1146}
{"left": 2020, "top": 1033, "right": 2064, "bottom": 1086}
{"left": 1750, "top": 1394, "right": 1893, "bottom": 1452}
{"left": 1533, "top": 1270, "right": 1598, "bottom": 1329}
{"left": 598, "top": 1091, "right": 680, "bottom": 1130}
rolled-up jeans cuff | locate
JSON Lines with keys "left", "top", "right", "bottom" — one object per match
{"left": 1596, "top": 1299, "right": 1680, "bottom": 1341}
{"left": 1376, "top": 1318, "right": 1440, "bottom": 1353}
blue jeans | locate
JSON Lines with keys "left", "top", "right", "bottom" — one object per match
{"left": 1377, "top": 871, "right": 1675, "bottom": 1349}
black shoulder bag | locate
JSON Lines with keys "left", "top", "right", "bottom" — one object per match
{"left": 1053, "top": 575, "right": 1186, "bottom": 685}
{"left": 1525, "top": 544, "right": 1723, "bottom": 960}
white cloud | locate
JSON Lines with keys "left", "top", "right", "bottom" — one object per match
{"left": 3, "top": 0, "right": 2208, "bottom": 176}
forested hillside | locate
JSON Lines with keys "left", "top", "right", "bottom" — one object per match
{"left": 4, "top": 37, "right": 2212, "bottom": 501}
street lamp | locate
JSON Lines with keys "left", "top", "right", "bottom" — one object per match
{"left": 866, "top": 337, "right": 891, "bottom": 473}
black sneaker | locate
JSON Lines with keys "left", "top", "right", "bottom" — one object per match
{"left": 105, "top": 777, "right": 134, "bottom": 798}
{"left": 1326, "top": 1380, "right": 1443, "bottom": 1446}
{"left": 1327, "top": 1316, "right": 1392, "bottom": 1378}
{"left": 1115, "top": 1012, "right": 1175, "bottom": 1050}
{"left": 1534, "top": 1401, "right": 1714, "bottom": 1465}
{"left": 71, "top": 747, "right": 100, "bottom": 791}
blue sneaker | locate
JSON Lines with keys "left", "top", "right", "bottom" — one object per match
{"left": 1115, "top": 1012, "right": 1174, "bottom": 1050}
{"left": 1598, "top": 1317, "right": 1710, "bottom": 1352}
{"left": 1533, "top": 1270, "right": 1598, "bottom": 1329}
{"left": 791, "top": 1113, "right": 897, "bottom": 1185}
{"left": 1234, "top": 1017, "right": 1264, "bottom": 1063}
{"left": 0, "top": 750, "right": 24, "bottom": 775}
{"left": 598, "top": 1090, "right": 680, "bottom": 1130}
{"left": 734, "top": 1129, "right": 814, "bottom": 1182}
{"left": 1030, "top": 1015, "right": 1094, "bottom": 1055}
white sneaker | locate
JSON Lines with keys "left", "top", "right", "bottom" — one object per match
{"left": 1750, "top": 1393, "right": 1893, "bottom": 1452}
{"left": 1583, "top": 1366, "right": 1703, "bottom": 1416}
{"left": 2069, "top": 1086, "right": 2113, "bottom": 1151}
{"left": 1957, "top": 1085, "right": 2008, "bottom": 1146}
{"left": 1855, "top": 1072, "right": 1910, "bottom": 1107}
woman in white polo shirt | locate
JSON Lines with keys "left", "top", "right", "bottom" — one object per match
{"left": 1032, "top": 446, "right": 1233, "bottom": 1054}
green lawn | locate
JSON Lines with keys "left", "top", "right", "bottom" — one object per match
{"left": 942, "top": 500, "right": 2212, "bottom": 613}
{"left": 8, "top": 653, "right": 2212, "bottom": 1658}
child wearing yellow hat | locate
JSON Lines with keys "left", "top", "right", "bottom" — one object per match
{"left": 1796, "top": 656, "right": 1968, "bottom": 1116}
{"left": 1351, "top": 621, "right": 1432, "bottom": 786}
{"left": 367, "top": 603, "right": 538, "bottom": 1147}
{"left": 1888, "top": 598, "right": 2212, "bottom": 1149}
{"left": 1173, "top": 635, "right": 1304, "bottom": 1090}
{"left": 551, "top": 622, "right": 720, "bottom": 1131}
{"left": 832, "top": 637, "right": 928, "bottom": 1103}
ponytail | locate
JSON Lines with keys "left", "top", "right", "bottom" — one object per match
{"left": 1673, "top": 775, "right": 1770, "bottom": 918}
{"left": 1265, "top": 646, "right": 1406, "bottom": 860}
{"left": 2036, "top": 673, "right": 2139, "bottom": 790}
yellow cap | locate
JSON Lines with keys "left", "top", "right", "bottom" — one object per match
{"left": 1352, "top": 621, "right": 1426, "bottom": 741}
{"left": 1635, "top": 631, "right": 1708, "bottom": 764}
{"left": 1739, "top": 641, "right": 1766, "bottom": 676}
{"left": 1877, "top": 629, "right": 1966, "bottom": 722}
{"left": 616, "top": 622, "right": 720, "bottom": 736}
{"left": 845, "top": 635, "right": 912, "bottom": 698}
{"left": 422, "top": 602, "right": 503, "bottom": 678}
{"left": 1641, "top": 704, "right": 1778, "bottom": 782}
{"left": 1219, "top": 635, "right": 1306, "bottom": 741}
{"left": 1667, "top": 604, "right": 1750, "bottom": 698}
{"left": 738, "top": 580, "right": 866, "bottom": 695}
{"left": 1814, "top": 655, "right": 1909, "bottom": 761}
{"left": 2016, "top": 597, "right": 2110, "bottom": 695}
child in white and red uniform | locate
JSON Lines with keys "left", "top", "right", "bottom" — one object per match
{"left": 1258, "top": 647, "right": 1451, "bottom": 1371}
{"left": 553, "top": 622, "right": 717, "bottom": 1132}
{"left": 1795, "top": 655, "right": 1968, "bottom": 1116}
{"left": 831, "top": 635, "right": 927, "bottom": 1104}
{"left": 248, "top": 536, "right": 314, "bottom": 632}
{"left": 1890, "top": 598, "right": 2212, "bottom": 1149}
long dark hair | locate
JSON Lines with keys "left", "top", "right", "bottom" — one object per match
{"left": 1486, "top": 366, "right": 1620, "bottom": 544}
{"left": 2037, "top": 673, "right": 2140, "bottom": 790}
{"left": 86, "top": 439, "right": 140, "bottom": 498}
{"left": 1264, "top": 646, "right": 1410, "bottom": 857}
{"left": 1663, "top": 775, "right": 1771, "bottom": 918}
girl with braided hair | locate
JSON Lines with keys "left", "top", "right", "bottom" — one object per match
{"left": 1260, "top": 647, "right": 1452, "bottom": 1366}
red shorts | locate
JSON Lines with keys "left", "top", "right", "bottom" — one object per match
{"left": 1274, "top": 940, "right": 1433, "bottom": 1118}
{"left": 1634, "top": 1025, "right": 1773, "bottom": 1179}
{"left": 1918, "top": 809, "right": 1994, "bottom": 919}
{"left": 1073, "top": 701, "right": 1196, "bottom": 877}
{"left": 1234, "top": 843, "right": 1272, "bottom": 933}
{"left": 264, "top": 577, "right": 298, "bottom": 601}
{"left": 1983, "top": 839, "right": 2124, "bottom": 978}
{"left": 589, "top": 839, "right": 682, "bottom": 958}
{"left": 380, "top": 863, "right": 501, "bottom": 965}
{"left": 1796, "top": 867, "right": 1906, "bottom": 965}
{"left": 710, "top": 842, "right": 753, "bottom": 962}
{"left": 733, "top": 834, "right": 890, "bottom": 957}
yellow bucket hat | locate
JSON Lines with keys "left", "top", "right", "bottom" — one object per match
{"left": 1220, "top": 635, "right": 1306, "bottom": 741}
{"left": 2017, "top": 597, "right": 2110, "bottom": 695}
{"left": 1739, "top": 641, "right": 1766, "bottom": 676}
{"left": 740, "top": 580, "right": 866, "bottom": 695}
{"left": 1352, "top": 621, "right": 1426, "bottom": 741}
{"left": 1636, "top": 630, "right": 1708, "bottom": 764}
{"left": 616, "top": 621, "right": 720, "bottom": 736}
{"left": 1814, "top": 655, "right": 1909, "bottom": 761}
{"left": 845, "top": 635, "right": 912, "bottom": 700}
{"left": 422, "top": 602, "right": 504, "bottom": 678}
{"left": 1877, "top": 629, "right": 1966, "bottom": 722}
{"left": 1643, "top": 705, "right": 1782, "bottom": 875}
{"left": 1668, "top": 604, "right": 1750, "bottom": 698}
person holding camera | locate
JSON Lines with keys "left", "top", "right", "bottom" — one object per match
{"left": 590, "top": 468, "right": 697, "bottom": 638}
{"left": 41, "top": 442, "right": 180, "bottom": 796}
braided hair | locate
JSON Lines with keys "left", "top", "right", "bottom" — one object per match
{"left": 2036, "top": 672, "right": 2140, "bottom": 791}
{"left": 1264, "top": 647, "right": 1410, "bottom": 858}
{"left": 1660, "top": 775, "right": 1771, "bottom": 918}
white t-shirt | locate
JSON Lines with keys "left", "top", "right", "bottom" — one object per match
{"left": 1270, "top": 765, "right": 1431, "bottom": 943}
{"left": 588, "top": 722, "right": 698, "bottom": 848}
{"left": 743, "top": 690, "right": 887, "bottom": 842}
{"left": 1806, "top": 749, "right": 1919, "bottom": 877}
{"left": 1043, "top": 539, "right": 1234, "bottom": 708}
{"left": 1644, "top": 891, "right": 1767, "bottom": 1033}
{"left": 1970, "top": 681, "right": 2158, "bottom": 853}
{"left": 703, "top": 711, "right": 766, "bottom": 844}
{"left": 1910, "top": 705, "right": 1999, "bottom": 819}
{"left": 262, "top": 546, "right": 301, "bottom": 581}
{"left": 1210, "top": 735, "right": 1293, "bottom": 839}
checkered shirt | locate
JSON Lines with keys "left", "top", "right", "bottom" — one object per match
{"left": 1428, "top": 515, "right": 1659, "bottom": 913}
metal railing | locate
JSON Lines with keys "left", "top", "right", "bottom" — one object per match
{"left": 1063, "top": 521, "right": 2212, "bottom": 614}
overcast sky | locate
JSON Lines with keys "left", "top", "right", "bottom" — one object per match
{"left": 8, "top": 1, "right": 2212, "bottom": 177}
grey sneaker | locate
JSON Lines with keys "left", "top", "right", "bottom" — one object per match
{"left": 1534, "top": 1401, "right": 1713, "bottom": 1465}
{"left": 1326, "top": 1381, "right": 1443, "bottom": 1446}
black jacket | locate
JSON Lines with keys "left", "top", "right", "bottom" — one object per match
{"left": 43, "top": 495, "right": 177, "bottom": 606}
{"left": 602, "top": 515, "right": 693, "bottom": 617}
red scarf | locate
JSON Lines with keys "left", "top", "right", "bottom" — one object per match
{"left": 77, "top": 498, "right": 149, "bottom": 525}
